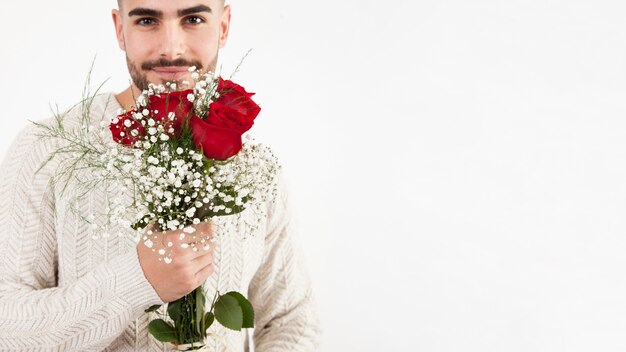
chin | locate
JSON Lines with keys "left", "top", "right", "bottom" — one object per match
{"left": 152, "top": 77, "right": 194, "bottom": 89}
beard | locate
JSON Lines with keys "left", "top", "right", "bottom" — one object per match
{"left": 126, "top": 55, "right": 218, "bottom": 91}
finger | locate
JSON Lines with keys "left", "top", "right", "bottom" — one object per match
{"left": 169, "top": 226, "right": 211, "bottom": 243}
{"left": 152, "top": 227, "right": 215, "bottom": 254}
{"left": 181, "top": 231, "right": 215, "bottom": 246}
{"left": 194, "top": 262, "right": 216, "bottom": 284}
{"left": 194, "top": 220, "right": 215, "bottom": 235}
{"left": 176, "top": 239, "right": 215, "bottom": 260}
{"left": 163, "top": 231, "right": 197, "bottom": 245}
{"left": 191, "top": 250, "right": 215, "bottom": 266}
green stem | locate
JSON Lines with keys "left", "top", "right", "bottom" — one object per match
{"left": 171, "top": 288, "right": 205, "bottom": 345}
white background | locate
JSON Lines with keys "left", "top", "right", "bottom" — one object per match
{"left": 1, "top": 1, "right": 626, "bottom": 351}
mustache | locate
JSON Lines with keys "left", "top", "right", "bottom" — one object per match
{"left": 141, "top": 58, "right": 203, "bottom": 70}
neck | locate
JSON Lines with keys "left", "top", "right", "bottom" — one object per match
{"left": 115, "top": 84, "right": 142, "bottom": 111}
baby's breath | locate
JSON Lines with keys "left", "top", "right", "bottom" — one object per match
{"left": 33, "top": 66, "right": 280, "bottom": 262}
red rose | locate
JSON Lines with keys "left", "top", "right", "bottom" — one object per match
{"left": 149, "top": 89, "right": 194, "bottom": 135}
{"left": 189, "top": 79, "right": 260, "bottom": 160}
{"left": 216, "top": 78, "right": 260, "bottom": 121}
{"left": 110, "top": 110, "right": 145, "bottom": 146}
{"left": 205, "top": 102, "right": 255, "bottom": 133}
{"left": 110, "top": 90, "right": 195, "bottom": 146}
{"left": 189, "top": 115, "right": 244, "bottom": 160}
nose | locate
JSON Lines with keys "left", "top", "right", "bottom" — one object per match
{"left": 158, "top": 22, "right": 186, "bottom": 60}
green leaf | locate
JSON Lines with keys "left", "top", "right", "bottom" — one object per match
{"left": 214, "top": 294, "right": 243, "bottom": 331}
{"left": 204, "top": 312, "right": 215, "bottom": 330}
{"left": 148, "top": 319, "right": 177, "bottom": 343}
{"left": 224, "top": 291, "right": 255, "bottom": 328}
{"left": 144, "top": 304, "right": 161, "bottom": 313}
{"left": 209, "top": 187, "right": 251, "bottom": 216}
{"left": 202, "top": 156, "right": 215, "bottom": 174}
{"left": 131, "top": 215, "right": 152, "bottom": 231}
{"left": 167, "top": 298, "right": 183, "bottom": 323}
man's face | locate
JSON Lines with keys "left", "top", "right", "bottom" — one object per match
{"left": 112, "top": 0, "right": 230, "bottom": 91}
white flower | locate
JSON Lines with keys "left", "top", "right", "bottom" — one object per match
{"left": 176, "top": 147, "right": 184, "bottom": 155}
{"left": 185, "top": 207, "right": 197, "bottom": 217}
{"left": 167, "top": 220, "right": 180, "bottom": 229}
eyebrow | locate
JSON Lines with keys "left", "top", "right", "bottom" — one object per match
{"left": 128, "top": 8, "right": 162, "bottom": 18}
{"left": 128, "top": 5, "right": 212, "bottom": 18}
{"left": 178, "top": 5, "right": 213, "bottom": 17}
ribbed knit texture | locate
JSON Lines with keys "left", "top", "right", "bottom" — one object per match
{"left": 0, "top": 93, "right": 321, "bottom": 351}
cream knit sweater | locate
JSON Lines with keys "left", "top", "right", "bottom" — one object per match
{"left": 0, "top": 93, "right": 321, "bottom": 351}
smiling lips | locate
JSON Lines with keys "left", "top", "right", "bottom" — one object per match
{"left": 152, "top": 66, "right": 189, "bottom": 80}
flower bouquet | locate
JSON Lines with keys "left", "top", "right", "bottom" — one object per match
{"left": 33, "top": 67, "right": 280, "bottom": 350}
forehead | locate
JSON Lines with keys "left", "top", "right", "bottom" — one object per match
{"left": 121, "top": 0, "right": 220, "bottom": 13}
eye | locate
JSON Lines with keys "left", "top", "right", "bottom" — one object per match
{"left": 184, "top": 16, "right": 205, "bottom": 25}
{"left": 136, "top": 17, "right": 157, "bottom": 26}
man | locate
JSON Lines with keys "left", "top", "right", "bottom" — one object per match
{"left": 0, "top": 0, "right": 321, "bottom": 350}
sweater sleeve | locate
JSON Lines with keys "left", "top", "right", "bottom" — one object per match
{"left": 0, "top": 125, "right": 164, "bottom": 351}
{"left": 248, "top": 173, "right": 322, "bottom": 351}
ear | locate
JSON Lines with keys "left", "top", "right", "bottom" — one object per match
{"left": 218, "top": 5, "right": 232, "bottom": 49}
{"left": 112, "top": 9, "right": 126, "bottom": 51}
